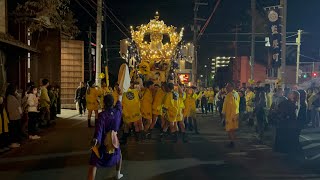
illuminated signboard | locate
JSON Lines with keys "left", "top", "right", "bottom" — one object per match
{"left": 178, "top": 73, "right": 191, "bottom": 83}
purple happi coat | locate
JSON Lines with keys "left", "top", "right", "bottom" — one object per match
{"left": 89, "top": 101, "right": 122, "bottom": 167}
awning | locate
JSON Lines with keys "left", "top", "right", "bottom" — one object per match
{"left": 0, "top": 32, "right": 39, "bottom": 53}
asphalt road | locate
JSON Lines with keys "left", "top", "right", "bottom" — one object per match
{"left": 1, "top": 110, "right": 320, "bottom": 180}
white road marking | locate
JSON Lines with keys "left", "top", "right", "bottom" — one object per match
{"left": 300, "top": 135, "right": 311, "bottom": 141}
{"left": 303, "top": 143, "right": 320, "bottom": 150}
{"left": 307, "top": 153, "right": 320, "bottom": 160}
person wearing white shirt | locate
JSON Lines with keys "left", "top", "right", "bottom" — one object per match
{"left": 27, "top": 86, "right": 41, "bottom": 140}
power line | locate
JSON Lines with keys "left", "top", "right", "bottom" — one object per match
{"left": 87, "top": 0, "right": 130, "bottom": 35}
{"left": 105, "top": 5, "right": 130, "bottom": 33}
{"left": 300, "top": 54, "right": 320, "bottom": 62}
{"left": 74, "top": 0, "right": 95, "bottom": 21}
{"left": 197, "top": 0, "right": 222, "bottom": 40}
{"left": 82, "top": 0, "right": 129, "bottom": 38}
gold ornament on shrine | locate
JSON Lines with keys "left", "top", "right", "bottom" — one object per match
{"left": 130, "top": 11, "right": 184, "bottom": 63}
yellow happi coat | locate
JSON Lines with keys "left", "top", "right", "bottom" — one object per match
{"left": 140, "top": 88, "right": 153, "bottom": 120}
{"left": 245, "top": 91, "right": 255, "bottom": 112}
{"left": 176, "top": 92, "right": 186, "bottom": 122}
{"left": 208, "top": 90, "right": 215, "bottom": 103}
{"left": 222, "top": 90, "right": 240, "bottom": 131}
{"left": 86, "top": 87, "right": 103, "bottom": 111}
{"left": 184, "top": 92, "right": 201, "bottom": 117}
{"left": 122, "top": 89, "right": 141, "bottom": 123}
{"left": 152, "top": 88, "right": 166, "bottom": 116}
{"left": 0, "top": 107, "right": 9, "bottom": 134}
{"left": 163, "top": 91, "right": 180, "bottom": 122}
{"left": 100, "top": 87, "right": 113, "bottom": 109}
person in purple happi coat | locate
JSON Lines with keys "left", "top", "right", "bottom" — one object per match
{"left": 87, "top": 89, "right": 123, "bottom": 180}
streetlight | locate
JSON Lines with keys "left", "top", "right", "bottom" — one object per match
{"left": 204, "top": 65, "right": 207, "bottom": 68}
{"left": 200, "top": 74, "right": 203, "bottom": 78}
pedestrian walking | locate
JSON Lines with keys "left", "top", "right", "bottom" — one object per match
{"left": 87, "top": 93, "right": 124, "bottom": 180}
{"left": 75, "top": 82, "right": 87, "bottom": 116}
{"left": 222, "top": 82, "right": 240, "bottom": 148}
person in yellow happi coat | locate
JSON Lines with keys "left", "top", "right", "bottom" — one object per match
{"left": 222, "top": 82, "right": 240, "bottom": 148}
{"left": 184, "top": 87, "right": 202, "bottom": 133}
{"left": 0, "top": 96, "right": 9, "bottom": 136}
{"left": 162, "top": 83, "right": 180, "bottom": 141}
{"left": 121, "top": 81, "right": 144, "bottom": 143}
{"left": 174, "top": 84, "right": 188, "bottom": 142}
{"left": 245, "top": 87, "right": 255, "bottom": 126}
{"left": 86, "top": 81, "right": 103, "bottom": 127}
{"left": 100, "top": 82, "right": 113, "bottom": 110}
{"left": 207, "top": 87, "right": 215, "bottom": 113}
{"left": 151, "top": 83, "right": 166, "bottom": 132}
{"left": 140, "top": 81, "right": 154, "bottom": 138}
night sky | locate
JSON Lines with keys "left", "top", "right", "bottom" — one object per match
{"left": 72, "top": 0, "right": 320, "bottom": 69}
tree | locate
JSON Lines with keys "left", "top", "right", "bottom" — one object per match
{"left": 13, "top": 0, "right": 79, "bottom": 39}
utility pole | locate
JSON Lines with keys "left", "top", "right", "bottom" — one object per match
{"left": 233, "top": 25, "right": 241, "bottom": 81}
{"left": 280, "top": 0, "right": 287, "bottom": 86}
{"left": 88, "top": 26, "right": 92, "bottom": 81}
{"left": 193, "top": 0, "right": 199, "bottom": 86}
{"left": 295, "top": 29, "right": 302, "bottom": 84}
{"left": 250, "top": 0, "right": 256, "bottom": 80}
{"left": 234, "top": 25, "right": 241, "bottom": 60}
{"left": 95, "top": 0, "right": 102, "bottom": 87}
{"left": 192, "top": 0, "right": 207, "bottom": 86}
{"left": 103, "top": 2, "right": 108, "bottom": 68}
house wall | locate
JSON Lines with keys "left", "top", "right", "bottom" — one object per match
{"left": 232, "top": 56, "right": 268, "bottom": 86}
{"left": 0, "top": 0, "right": 7, "bottom": 33}
{"left": 61, "top": 39, "right": 84, "bottom": 109}
{"left": 30, "top": 30, "right": 61, "bottom": 88}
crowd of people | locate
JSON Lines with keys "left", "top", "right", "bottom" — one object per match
{"left": 0, "top": 79, "right": 60, "bottom": 152}
{"left": 84, "top": 79, "right": 218, "bottom": 180}
{"left": 75, "top": 80, "right": 218, "bottom": 145}
{"left": 213, "top": 83, "right": 320, "bottom": 157}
